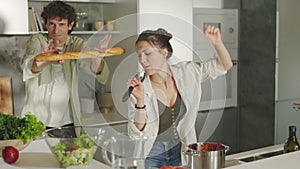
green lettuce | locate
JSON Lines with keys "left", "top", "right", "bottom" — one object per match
{"left": 51, "top": 134, "right": 97, "bottom": 168}
{"left": 0, "top": 113, "right": 45, "bottom": 143}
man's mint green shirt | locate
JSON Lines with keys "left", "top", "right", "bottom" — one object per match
{"left": 20, "top": 33, "right": 109, "bottom": 127}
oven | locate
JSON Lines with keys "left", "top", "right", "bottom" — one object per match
{"left": 193, "top": 8, "right": 238, "bottom": 111}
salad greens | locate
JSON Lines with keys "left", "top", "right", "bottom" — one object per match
{"left": 51, "top": 134, "right": 97, "bottom": 168}
{"left": 0, "top": 113, "right": 45, "bottom": 143}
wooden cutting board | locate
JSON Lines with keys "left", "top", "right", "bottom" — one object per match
{"left": 0, "top": 77, "right": 13, "bottom": 115}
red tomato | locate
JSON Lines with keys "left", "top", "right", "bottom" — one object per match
{"left": 160, "top": 166, "right": 189, "bottom": 169}
{"left": 160, "top": 166, "right": 169, "bottom": 169}
{"left": 160, "top": 165, "right": 175, "bottom": 169}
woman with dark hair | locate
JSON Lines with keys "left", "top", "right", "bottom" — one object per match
{"left": 21, "top": 1, "right": 110, "bottom": 129}
{"left": 127, "top": 26, "right": 232, "bottom": 168}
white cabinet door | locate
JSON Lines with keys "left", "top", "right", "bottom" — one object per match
{"left": 275, "top": 99, "right": 300, "bottom": 144}
{"left": 0, "top": 0, "right": 29, "bottom": 34}
{"left": 193, "top": 0, "right": 223, "bottom": 8}
{"left": 276, "top": 0, "right": 300, "bottom": 144}
{"left": 138, "top": 0, "right": 193, "bottom": 62}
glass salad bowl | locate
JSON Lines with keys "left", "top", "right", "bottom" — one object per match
{"left": 43, "top": 126, "right": 98, "bottom": 168}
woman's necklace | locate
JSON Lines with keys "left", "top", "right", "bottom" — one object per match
{"left": 171, "top": 107, "right": 179, "bottom": 140}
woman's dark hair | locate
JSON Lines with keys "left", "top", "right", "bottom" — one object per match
{"left": 41, "top": 1, "right": 76, "bottom": 34}
{"left": 136, "top": 28, "right": 173, "bottom": 59}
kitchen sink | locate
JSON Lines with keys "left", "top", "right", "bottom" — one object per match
{"left": 239, "top": 150, "right": 284, "bottom": 162}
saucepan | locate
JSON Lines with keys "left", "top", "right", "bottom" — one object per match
{"left": 182, "top": 142, "right": 230, "bottom": 169}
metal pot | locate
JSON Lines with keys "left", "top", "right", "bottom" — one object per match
{"left": 182, "top": 142, "right": 230, "bottom": 169}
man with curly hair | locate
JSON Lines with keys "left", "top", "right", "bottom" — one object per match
{"left": 20, "top": 1, "right": 110, "bottom": 129}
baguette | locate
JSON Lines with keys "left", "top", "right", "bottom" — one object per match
{"left": 34, "top": 46, "right": 125, "bottom": 62}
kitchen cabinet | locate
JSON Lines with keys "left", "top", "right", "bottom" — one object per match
{"left": 29, "top": 0, "right": 116, "bottom": 2}
{"left": 193, "top": 8, "right": 238, "bottom": 110}
{"left": 28, "top": 0, "right": 120, "bottom": 34}
{"left": 275, "top": 99, "right": 300, "bottom": 144}
{"left": 0, "top": 0, "right": 122, "bottom": 35}
{"left": 193, "top": 0, "right": 223, "bottom": 8}
{"left": 0, "top": 1, "right": 29, "bottom": 34}
{"left": 102, "top": 0, "right": 193, "bottom": 60}
{"left": 275, "top": 0, "right": 300, "bottom": 144}
{"left": 137, "top": 0, "right": 193, "bottom": 62}
{"left": 1, "top": 0, "right": 121, "bottom": 35}
{"left": 195, "top": 107, "right": 239, "bottom": 154}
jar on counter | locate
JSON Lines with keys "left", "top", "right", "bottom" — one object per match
{"left": 75, "top": 12, "right": 88, "bottom": 31}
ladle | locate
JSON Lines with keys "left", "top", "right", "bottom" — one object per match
{"left": 122, "top": 71, "right": 146, "bottom": 102}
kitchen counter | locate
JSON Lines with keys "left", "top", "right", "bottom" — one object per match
{"left": 226, "top": 144, "right": 283, "bottom": 161}
{"left": 82, "top": 107, "right": 128, "bottom": 126}
{"left": 225, "top": 144, "right": 299, "bottom": 168}
{"left": 0, "top": 139, "right": 111, "bottom": 169}
{"left": 226, "top": 151, "right": 299, "bottom": 169}
{"left": 2, "top": 139, "right": 300, "bottom": 169}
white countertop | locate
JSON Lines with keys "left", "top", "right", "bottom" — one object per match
{"left": 226, "top": 144, "right": 283, "bottom": 160}
{"left": 226, "top": 150, "right": 300, "bottom": 169}
{"left": 0, "top": 139, "right": 111, "bottom": 169}
{"left": 2, "top": 139, "right": 300, "bottom": 169}
{"left": 225, "top": 144, "right": 300, "bottom": 168}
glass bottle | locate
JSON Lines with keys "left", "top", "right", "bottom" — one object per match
{"left": 283, "top": 125, "right": 300, "bottom": 153}
{"left": 75, "top": 12, "right": 88, "bottom": 31}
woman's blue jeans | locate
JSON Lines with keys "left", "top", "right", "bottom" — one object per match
{"left": 145, "top": 140, "right": 182, "bottom": 169}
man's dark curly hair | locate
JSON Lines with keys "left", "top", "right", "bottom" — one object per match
{"left": 41, "top": 1, "right": 77, "bottom": 34}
